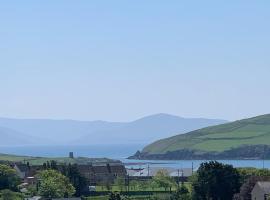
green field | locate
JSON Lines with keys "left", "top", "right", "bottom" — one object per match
{"left": 0, "top": 154, "right": 116, "bottom": 165}
{"left": 142, "top": 114, "right": 270, "bottom": 154}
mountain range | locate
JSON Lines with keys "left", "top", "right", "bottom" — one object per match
{"left": 0, "top": 114, "right": 227, "bottom": 146}
{"left": 130, "top": 114, "right": 270, "bottom": 160}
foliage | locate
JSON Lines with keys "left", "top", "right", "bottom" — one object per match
{"left": 42, "top": 160, "right": 57, "bottom": 170}
{"left": 0, "top": 164, "right": 20, "bottom": 191}
{"left": 37, "top": 169, "right": 75, "bottom": 198}
{"left": 237, "top": 167, "right": 270, "bottom": 184}
{"left": 108, "top": 192, "right": 122, "bottom": 200}
{"left": 0, "top": 189, "right": 24, "bottom": 200}
{"left": 26, "top": 185, "right": 38, "bottom": 197}
{"left": 137, "top": 180, "right": 149, "bottom": 191}
{"left": 43, "top": 160, "right": 88, "bottom": 196}
{"left": 61, "top": 163, "right": 88, "bottom": 196}
{"left": 152, "top": 170, "right": 177, "bottom": 191}
{"left": 129, "top": 180, "right": 138, "bottom": 191}
{"left": 170, "top": 185, "right": 191, "bottom": 200}
{"left": 114, "top": 176, "right": 126, "bottom": 192}
{"left": 192, "top": 161, "right": 240, "bottom": 200}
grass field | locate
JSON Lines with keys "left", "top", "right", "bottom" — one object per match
{"left": 0, "top": 153, "right": 116, "bottom": 165}
{"left": 143, "top": 114, "right": 270, "bottom": 154}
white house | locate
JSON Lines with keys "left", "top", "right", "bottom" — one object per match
{"left": 251, "top": 181, "right": 270, "bottom": 200}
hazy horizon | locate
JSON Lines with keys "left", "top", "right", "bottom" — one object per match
{"left": 0, "top": 113, "right": 229, "bottom": 123}
{"left": 1, "top": 1, "right": 270, "bottom": 122}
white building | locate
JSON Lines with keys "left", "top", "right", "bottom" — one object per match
{"left": 251, "top": 181, "right": 270, "bottom": 200}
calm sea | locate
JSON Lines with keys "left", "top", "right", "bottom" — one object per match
{"left": 0, "top": 144, "right": 269, "bottom": 169}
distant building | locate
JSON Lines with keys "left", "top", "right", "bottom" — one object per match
{"left": 12, "top": 161, "right": 127, "bottom": 186}
{"left": 252, "top": 181, "right": 270, "bottom": 200}
{"left": 69, "top": 152, "right": 74, "bottom": 159}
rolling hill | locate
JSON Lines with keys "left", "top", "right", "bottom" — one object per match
{"left": 0, "top": 114, "right": 227, "bottom": 145}
{"left": 75, "top": 113, "right": 227, "bottom": 145}
{"left": 0, "top": 126, "right": 39, "bottom": 145}
{"left": 130, "top": 114, "right": 270, "bottom": 160}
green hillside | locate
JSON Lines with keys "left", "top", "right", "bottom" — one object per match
{"left": 139, "top": 114, "right": 270, "bottom": 158}
{"left": 0, "top": 153, "right": 119, "bottom": 165}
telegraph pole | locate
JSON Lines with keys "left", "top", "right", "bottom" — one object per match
{"left": 177, "top": 169, "right": 180, "bottom": 189}
{"left": 263, "top": 145, "right": 266, "bottom": 169}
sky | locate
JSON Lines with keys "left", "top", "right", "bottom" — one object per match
{"left": 0, "top": 0, "right": 270, "bottom": 122}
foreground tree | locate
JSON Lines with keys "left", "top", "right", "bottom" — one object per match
{"left": 0, "top": 164, "right": 20, "bottom": 191}
{"left": 62, "top": 164, "right": 88, "bottom": 196}
{"left": 108, "top": 192, "right": 122, "bottom": 200}
{"left": 0, "top": 189, "right": 24, "bottom": 200}
{"left": 152, "top": 169, "right": 176, "bottom": 191}
{"left": 115, "top": 176, "right": 126, "bottom": 192}
{"left": 170, "top": 185, "right": 191, "bottom": 200}
{"left": 192, "top": 161, "right": 240, "bottom": 200}
{"left": 38, "top": 170, "right": 75, "bottom": 198}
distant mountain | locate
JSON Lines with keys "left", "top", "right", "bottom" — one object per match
{"left": 130, "top": 114, "right": 270, "bottom": 160}
{"left": 75, "top": 114, "right": 227, "bottom": 145}
{"left": 0, "top": 117, "right": 123, "bottom": 144}
{"left": 0, "top": 126, "right": 38, "bottom": 145}
{"left": 0, "top": 114, "right": 227, "bottom": 145}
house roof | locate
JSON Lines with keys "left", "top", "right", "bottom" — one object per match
{"left": 15, "top": 163, "right": 29, "bottom": 172}
{"left": 256, "top": 182, "right": 270, "bottom": 193}
{"left": 77, "top": 164, "right": 126, "bottom": 175}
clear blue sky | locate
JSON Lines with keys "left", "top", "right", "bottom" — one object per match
{"left": 0, "top": 1, "right": 270, "bottom": 121}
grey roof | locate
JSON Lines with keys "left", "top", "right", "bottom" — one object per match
{"left": 15, "top": 164, "right": 29, "bottom": 172}
{"left": 256, "top": 182, "right": 270, "bottom": 193}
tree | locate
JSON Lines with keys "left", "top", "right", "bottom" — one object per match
{"left": 170, "top": 185, "right": 191, "bottom": 200}
{"left": 0, "top": 189, "right": 23, "bottom": 200}
{"left": 237, "top": 168, "right": 270, "bottom": 184}
{"left": 137, "top": 180, "right": 148, "bottom": 191}
{"left": 115, "top": 176, "right": 126, "bottom": 192}
{"left": 152, "top": 170, "right": 176, "bottom": 191}
{"left": 42, "top": 160, "right": 58, "bottom": 170}
{"left": 109, "top": 192, "right": 122, "bottom": 200}
{"left": 150, "top": 179, "right": 159, "bottom": 191}
{"left": 49, "top": 162, "right": 88, "bottom": 196}
{"left": 192, "top": 161, "right": 240, "bottom": 200}
{"left": 0, "top": 164, "right": 20, "bottom": 191}
{"left": 65, "top": 164, "right": 87, "bottom": 196}
{"left": 38, "top": 169, "right": 75, "bottom": 198}
{"left": 129, "top": 180, "right": 138, "bottom": 191}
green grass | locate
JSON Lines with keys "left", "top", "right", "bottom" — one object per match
{"left": 143, "top": 114, "right": 270, "bottom": 154}
{"left": 0, "top": 154, "right": 115, "bottom": 165}
{"left": 84, "top": 196, "right": 109, "bottom": 200}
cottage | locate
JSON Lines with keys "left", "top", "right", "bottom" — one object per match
{"left": 12, "top": 161, "right": 126, "bottom": 186}
{"left": 251, "top": 181, "right": 270, "bottom": 200}
{"left": 77, "top": 163, "right": 126, "bottom": 185}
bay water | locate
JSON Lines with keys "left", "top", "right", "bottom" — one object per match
{"left": 0, "top": 144, "right": 269, "bottom": 169}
